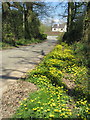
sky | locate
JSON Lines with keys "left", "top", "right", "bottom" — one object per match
{"left": 2, "top": 0, "right": 62, "bottom": 1}
{"left": 43, "top": 0, "right": 89, "bottom": 2}
{"left": 1, "top": 1, "right": 67, "bottom": 26}
{"left": 40, "top": 2, "right": 68, "bottom": 26}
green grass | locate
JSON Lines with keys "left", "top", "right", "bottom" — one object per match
{"left": 1, "top": 37, "right": 47, "bottom": 49}
{"left": 15, "top": 38, "right": 44, "bottom": 46}
{"left": 13, "top": 42, "right": 90, "bottom": 119}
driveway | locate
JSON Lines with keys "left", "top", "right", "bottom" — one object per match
{"left": 0, "top": 36, "right": 58, "bottom": 98}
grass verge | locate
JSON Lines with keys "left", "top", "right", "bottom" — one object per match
{"left": 1, "top": 38, "right": 47, "bottom": 49}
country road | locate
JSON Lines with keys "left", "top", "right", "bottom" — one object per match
{"left": 0, "top": 36, "right": 58, "bottom": 98}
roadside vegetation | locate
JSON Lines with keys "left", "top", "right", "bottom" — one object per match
{"left": 13, "top": 2, "right": 90, "bottom": 119}
{"left": 2, "top": 1, "right": 90, "bottom": 119}
{"left": 13, "top": 42, "right": 89, "bottom": 119}
{"left": 1, "top": 36, "right": 47, "bottom": 49}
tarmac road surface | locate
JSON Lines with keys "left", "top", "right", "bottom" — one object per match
{"left": 0, "top": 36, "right": 58, "bottom": 98}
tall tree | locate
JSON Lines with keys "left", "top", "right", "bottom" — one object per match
{"left": 83, "top": 2, "right": 90, "bottom": 43}
{"left": 67, "top": 2, "right": 78, "bottom": 32}
{"left": 63, "top": 2, "right": 87, "bottom": 43}
{"left": 2, "top": 2, "right": 49, "bottom": 45}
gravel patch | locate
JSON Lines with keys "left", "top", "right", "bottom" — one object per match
{"left": 1, "top": 80, "right": 38, "bottom": 118}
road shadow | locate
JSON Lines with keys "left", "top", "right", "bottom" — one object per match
{"left": 1, "top": 68, "right": 27, "bottom": 81}
{"left": 1, "top": 75, "right": 20, "bottom": 80}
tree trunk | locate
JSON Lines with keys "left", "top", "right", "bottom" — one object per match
{"left": 83, "top": 2, "right": 90, "bottom": 43}
{"left": 67, "top": 2, "right": 75, "bottom": 32}
{"left": 23, "top": 3, "right": 25, "bottom": 38}
{"left": 67, "top": 2, "right": 72, "bottom": 32}
{"left": 24, "top": 2, "right": 33, "bottom": 39}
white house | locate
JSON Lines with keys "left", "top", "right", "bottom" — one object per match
{"left": 52, "top": 23, "right": 67, "bottom": 32}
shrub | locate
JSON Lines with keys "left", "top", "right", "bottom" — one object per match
{"left": 37, "top": 33, "right": 47, "bottom": 40}
{"left": 57, "top": 32, "right": 65, "bottom": 43}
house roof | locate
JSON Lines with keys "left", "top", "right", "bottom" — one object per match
{"left": 52, "top": 23, "right": 66, "bottom": 29}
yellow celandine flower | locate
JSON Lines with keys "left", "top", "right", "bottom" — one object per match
{"left": 20, "top": 103, "right": 23, "bottom": 105}
{"left": 60, "top": 113, "right": 65, "bottom": 116}
{"left": 80, "top": 101, "right": 87, "bottom": 105}
{"left": 48, "top": 102, "right": 51, "bottom": 105}
{"left": 44, "top": 110, "right": 47, "bottom": 112}
{"left": 77, "top": 114, "right": 80, "bottom": 116}
{"left": 32, "top": 108, "right": 38, "bottom": 111}
{"left": 37, "top": 109, "right": 40, "bottom": 112}
{"left": 61, "top": 86, "right": 63, "bottom": 88}
{"left": 62, "top": 108, "right": 66, "bottom": 111}
{"left": 83, "top": 100, "right": 87, "bottom": 104}
{"left": 88, "top": 104, "right": 90, "bottom": 106}
{"left": 67, "top": 109, "right": 71, "bottom": 111}
{"left": 58, "top": 71, "right": 62, "bottom": 74}
{"left": 52, "top": 103, "right": 56, "bottom": 106}
{"left": 51, "top": 99, "right": 54, "bottom": 102}
{"left": 58, "top": 86, "right": 60, "bottom": 89}
{"left": 24, "top": 104, "right": 27, "bottom": 107}
{"left": 41, "top": 75, "right": 47, "bottom": 78}
{"left": 23, "top": 98, "right": 27, "bottom": 101}
{"left": 86, "top": 107, "right": 90, "bottom": 110}
{"left": 37, "top": 101, "right": 41, "bottom": 104}
{"left": 69, "top": 112, "right": 72, "bottom": 115}
{"left": 49, "top": 114, "right": 54, "bottom": 117}
{"left": 25, "top": 107, "right": 28, "bottom": 110}
{"left": 86, "top": 110, "right": 88, "bottom": 112}
{"left": 57, "top": 97, "right": 60, "bottom": 100}
{"left": 30, "top": 99, "right": 34, "bottom": 102}
{"left": 54, "top": 109, "right": 61, "bottom": 112}
{"left": 47, "top": 109, "right": 50, "bottom": 111}
{"left": 62, "top": 104, "right": 66, "bottom": 106}
{"left": 64, "top": 115, "right": 68, "bottom": 118}
{"left": 34, "top": 75, "right": 37, "bottom": 77}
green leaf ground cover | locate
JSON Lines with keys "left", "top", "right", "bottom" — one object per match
{"left": 13, "top": 42, "right": 90, "bottom": 119}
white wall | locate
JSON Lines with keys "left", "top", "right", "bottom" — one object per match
{"left": 63, "top": 25, "right": 67, "bottom": 32}
{"left": 52, "top": 28, "right": 59, "bottom": 32}
{"left": 58, "top": 28, "right": 64, "bottom": 32}
{"left": 52, "top": 25, "right": 67, "bottom": 32}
